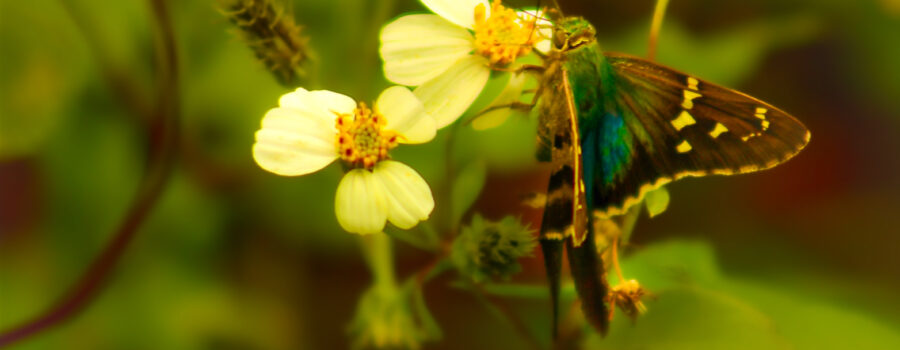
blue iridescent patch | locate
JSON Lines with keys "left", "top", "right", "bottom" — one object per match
{"left": 582, "top": 112, "right": 632, "bottom": 206}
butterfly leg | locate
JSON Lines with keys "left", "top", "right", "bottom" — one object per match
{"left": 492, "top": 63, "right": 545, "bottom": 76}
{"left": 464, "top": 101, "right": 535, "bottom": 127}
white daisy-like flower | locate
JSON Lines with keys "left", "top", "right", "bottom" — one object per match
{"left": 253, "top": 86, "right": 437, "bottom": 234}
{"left": 380, "top": 0, "right": 549, "bottom": 128}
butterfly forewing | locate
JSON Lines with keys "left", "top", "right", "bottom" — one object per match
{"left": 591, "top": 53, "right": 810, "bottom": 218}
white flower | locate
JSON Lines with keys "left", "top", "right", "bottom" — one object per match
{"left": 380, "top": 0, "right": 547, "bottom": 128}
{"left": 253, "top": 86, "right": 437, "bottom": 234}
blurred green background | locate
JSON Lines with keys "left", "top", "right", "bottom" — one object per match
{"left": 1, "top": 0, "right": 899, "bottom": 349}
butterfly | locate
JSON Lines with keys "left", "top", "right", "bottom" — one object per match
{"left": 529, "top": 11, "right": 811, "bottom": 337}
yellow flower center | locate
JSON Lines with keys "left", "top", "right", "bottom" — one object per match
{"left": 472, "top": 0, "right": 538, "bottom": 66}
{"left": 335, "top": 102, "right": 400, "bottom": 169}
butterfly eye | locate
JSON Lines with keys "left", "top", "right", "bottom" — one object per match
{"left": 553, "top": 31, "right": 568, "bottom": 50}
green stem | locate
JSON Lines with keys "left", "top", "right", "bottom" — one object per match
{"left": 442, "top": 119, "right": 465, "bottom": 235}
{"left": 648, "top": 0, "right": 670, "bottom": 61}
{"left": 357, "top": 0, "right": 396, "bottom": 97}
{"left": 362, "top": 234, "right": 396, "bottom": 292}
{"left": 618, "top": 202, "right": 642, "bottom": 244}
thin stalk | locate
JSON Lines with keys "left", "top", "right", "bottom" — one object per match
{"left": 442, "top": 119, "right": 465, "bottom": 235}
{"left": 648, "top": 0, "right": 670, "bottom": 61}
{"left": 361, "top": 234, "right": 396, "bottom": 293}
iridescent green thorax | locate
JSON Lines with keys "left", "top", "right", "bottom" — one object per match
{"left": 563, "top": 43, "right": 616, "bottom": 124}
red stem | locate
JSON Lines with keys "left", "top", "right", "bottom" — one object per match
{"left": 0, "top": 0, "right": 179, "bottom": 347}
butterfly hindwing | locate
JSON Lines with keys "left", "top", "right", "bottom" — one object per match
{"left": 537, "top": 56, "right": 610, "bottom": 337}
{"left": 589, "top": 53, "right": 810, "bottom": 218}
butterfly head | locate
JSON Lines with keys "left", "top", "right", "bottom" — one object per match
{"left": 552, "top": 17, "right": 596, "bottom": 52}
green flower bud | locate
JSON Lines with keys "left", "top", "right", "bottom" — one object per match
{"left": 452, "top": 215, "right": 537, "bottom": 282}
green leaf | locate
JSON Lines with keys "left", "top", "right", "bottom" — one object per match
{"left": 721, "top": 279, "right": 900, "bottom": 349}
{"left": 614, "top": 240, "right": 721, "bottom": 289}
{"left": 451, "top": 160, "right": 487, "bottom": 225}
{"left": 385, "top": 225, "right": 439, "bottom": 251}
{"left": 601, "top": 240, "right": 900, "bottom": 349}
{"left": 596, "top": 286, "right": 790, "bottom": 350}
{"left": 644, "top": 186, "right": 670, "bottom": 218}
{"left": 405, "top": 280, "right": 443, "bottom": 341}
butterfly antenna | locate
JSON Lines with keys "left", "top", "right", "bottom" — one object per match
{"left": 513, "top": 1, "right": 549, "bottom": 50}
{"left": 549, "top": 0, "right": 564, "bottom": 17}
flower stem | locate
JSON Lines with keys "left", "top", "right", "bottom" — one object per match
{"left": 648, "top": 0, "right": 670, "bottom": 61}
{"left": 618, "top": 202, "right": 642, "bottom": 244}
{"left": 442, "top": 119, "right": 465, "bottom": 235}
{"left": 362, "top": 234, "right": 396, "bottom": 293}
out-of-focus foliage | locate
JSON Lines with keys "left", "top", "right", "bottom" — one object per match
{"left": 594, "top": 240, "right": 900, "bottom": 349}
{"left": 0, "top": 0, "right": 89, "bottom": 160}
{"left": 348, "top": 281, "right": 441, "bottom": 350}
{"left": 1, "top": 0, "right": 899, "bottom": 349}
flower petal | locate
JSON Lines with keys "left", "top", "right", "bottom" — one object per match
{"left": 274, "top": 88, "right": 356, "bottom": 132}
{"left": 280, "top": 88, "right": 357, "bottom": 116}
{"left": 336, "top": 169, "right": 388, "bottom": 234}
{"left": 419, "top": 0, "right": 488, "bottom": 29}
{"left": 375, "top": 86, "right": 436, "bottom": 144}
{"left": 380, "top": 14, "right": 474, "bottom": 86}
{"left": 253, "top": 107, "right": 338, "bottom": 176}
{"left": 277, "top": 87, "right": 311, "bottom": 109}
{"left": 517, "top": 9, "right": 553, "bottom": 53}
{"left": 471, "top": 71, "right": 528, "bottom": 130}
{"left": 373, "top": 161, "right": 434, "bottom": 230}
{"left": 413, "top": 55, "right": 490, "bottom": 128}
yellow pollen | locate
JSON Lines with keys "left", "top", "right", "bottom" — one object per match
{"left": 335, "top": 102, "right": 400, "bottom": 169}
{"left": 472, "top": 0, "right": 537, "bottom": 66}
